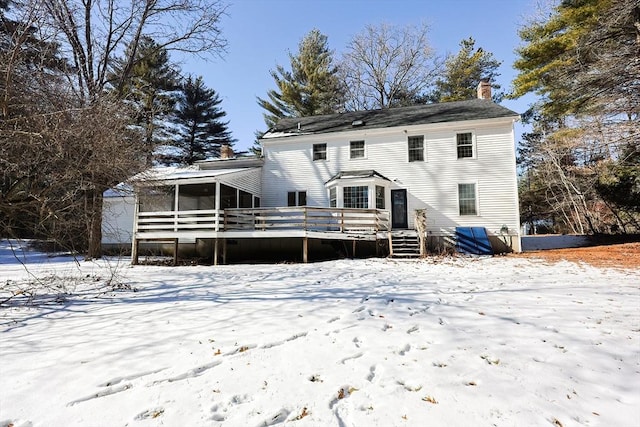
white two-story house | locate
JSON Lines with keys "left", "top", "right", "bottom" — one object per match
{"left": 103, "top": 86, "right": 520, "bottom": 263}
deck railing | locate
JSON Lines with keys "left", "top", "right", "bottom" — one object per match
{"left": 225, "top": 207, "right": 390, "bottom": 233}
{"left": 135, "top": 207, "right": 389, "bottom": 236}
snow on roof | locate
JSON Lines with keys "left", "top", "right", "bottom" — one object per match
{"left": 131, "top": 166, "right": 254, "bottom": 183}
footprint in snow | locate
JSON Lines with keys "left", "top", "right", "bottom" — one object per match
{"left": 399, "top": 344, "right": 411, "bottom": 356}
{"left": 0, "top": 420, "right": 33, "bottom": 427}
{"left": 406, "top": 325, "right": 419, "bottom": 334}
{"left": 255, "top": 408, "right": 290, "bottom": 426}
{"left": 134, "top": 407, "right": 164, "bottom": 420}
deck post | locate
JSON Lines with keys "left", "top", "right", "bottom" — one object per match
{"left": 222, "top": 239, "right": 227, "bottom": 265}
{"left": 388, "top": 232, "right": 393, "bottom": 257}
{"left": 172, "top": 238, "right": 179, "bottom": 266}
{"left": 352, "top": 240, "right": 356, "bottom": 258}
{"left": 302, "top": 237, "right": 308, "bottom": 263}
{"left": 131, "top": 238, "right": 139, "bottom": 265}
{"left": 213, "top": 238, "right": 219, "bottom": 266}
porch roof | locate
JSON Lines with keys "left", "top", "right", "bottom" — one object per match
{"left": 131, "top": 166, "right": 257, "bottom": 184}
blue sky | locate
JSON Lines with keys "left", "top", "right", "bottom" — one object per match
{"left": 178, "top": 0, "right": 538, "bottom": 152}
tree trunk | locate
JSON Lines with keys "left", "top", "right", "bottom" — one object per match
{"left": 87, "top": 189, "right": 104, "bottom": 259}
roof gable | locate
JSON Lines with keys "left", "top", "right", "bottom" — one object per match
{"left": 263, "top": 99, "right": 519, "bottom": 139}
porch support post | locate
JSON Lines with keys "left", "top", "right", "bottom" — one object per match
{"left": 388, "top": 232, "right": 393, "bottom": 257}
{"left": 215, "top": 181, "right": 221, "bottom": 231}
{"left": 213, "top": 238, "right": 219, "bottom": 266}
{"left": 173, "top": 238, "right": 179, "bottom": 266}
{"left": 174, "top": 184, "right": 180, "bottom": 232}
{"left": 302, "top": 237, "right": 308, "bottom": 263}
{"left": 352, "top": 240, "right": 356, "bottom": 258}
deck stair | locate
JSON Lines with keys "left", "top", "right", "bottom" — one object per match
{"left": 389, "top": 230, "right": 421, "bottom": 257}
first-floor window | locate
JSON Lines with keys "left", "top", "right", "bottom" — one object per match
{"left": 375, "top": 185, "right": 385, "bottom": 209}
{"left": 329, "top": 187, "right": 337, "bottom": 207}
{"left": 288, "top": 191, "right": 307, "bottom": 206}
{"left": 344, "top": 186, "right": 368, "bottom": 208}
{"left": 458, "top": 183, "right": 477, "bottom": 215}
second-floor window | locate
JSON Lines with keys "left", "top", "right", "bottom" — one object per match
{"left": 457, "top": 132, "right": 474, "bottom": 158}
{"left": 408, "top": 136, "right": 424, "bottom": 162}
{"left": 350, "top": 140, "right": 365, "bottom": 159}
{"left": 313, "top": 143, "right": 327, "bottom": 161}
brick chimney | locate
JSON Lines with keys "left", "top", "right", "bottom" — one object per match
{"left": 220, "top": 144, "right": 234, "bottom": 159}
{"left": 477, "top": 79, "right": 492, "bottom": 100}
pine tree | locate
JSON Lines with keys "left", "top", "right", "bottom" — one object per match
{"left": 257, "top": 29, "right": 343, "bottom": 130}
{"left": 172, "top": 75, "right": 234, "bottom": 165}
{"left": 110, "top": 36, "right": 180, "bottom": 166}
{"left": 432, "top": 37, "right": 502, "bottom": 102}
{"left": 512, "top": 0, "right": 640, "bottom": 234}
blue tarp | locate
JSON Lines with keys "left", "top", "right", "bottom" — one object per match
{"left": 455, "top": 227, "right": 494, "bottom": 255}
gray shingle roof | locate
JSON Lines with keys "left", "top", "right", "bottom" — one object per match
{"left": 263, "top": 99, "right": 519, "bottom": 138}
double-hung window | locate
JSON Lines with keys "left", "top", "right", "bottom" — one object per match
{"left": 329, "top": 187, "right": 337, "bottom": 207}
{"left": 313, "top": 143, "right": 327, "bottom": 161}
{"left": 287, "top": 191, "right": 307, "bottom": 206}
{"left": 456, "top": 132, "right": 474, "bottom": 158}
{"left": 458, "top": 183, "right": 477, "bottom": 215}
{"left": 350, "top": 140, "right": 365, "bottom": 159}
{"left": 343, "top": 186, "right": 368, "bottom": 209}
{"left": 408, "top": 136, "right": 424, "bottom": 162}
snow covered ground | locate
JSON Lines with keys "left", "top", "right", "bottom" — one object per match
{"left": 1, "top": 241, "right": 639, "bottom": 427}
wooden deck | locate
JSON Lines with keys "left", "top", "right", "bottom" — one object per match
{"left": 133, "top": 207, "right": 390, "bottom": 264}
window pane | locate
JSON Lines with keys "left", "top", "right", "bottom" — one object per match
{"left": 253, "top": 196, "right": 261, "bottom": 208}
{"left": 376, "top": 185, "right": 385, "bottom": 209}
{"left": 298, "top": 191, "right": 306, "bottom": 206}
{"left": 313, "top": 143, "right": 327, "bottom": 161}
{"left": 350, "top": 140, "right": 365, "bottom": 159}
{"left": 344, "top": 186, "right": 368, "bottom": 208}
{"left": 408, "top": 136, "right": 424, "bottom": 162}
{"left": 457, "top": 133, "right": 473, "bottom": 158}
{"left": 287, "top": 191, "right": 296, "bottom": 206}
{"left": 220, "top": 184, "right": 238, "bottom": 209}
{"left": 329, "top": 187, "right": 337, "bottom": 207}
{"left": 458, "top": 183, "right": 477, "bottom": 215}
{"left": 239, "top": 190, "right": 252, "bottom": 208}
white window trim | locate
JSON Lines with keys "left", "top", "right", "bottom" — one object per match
{"left": 456, "top": 130, "right": 476, "bottom": 160}
{"left": 458, "top": 181, "right": 480, "bottom": 216}
{"left": 349, "top": 140, "right": 366, "bottom": 160}
{"left": 407, "top": 135, "right": 426, "bottom": 162}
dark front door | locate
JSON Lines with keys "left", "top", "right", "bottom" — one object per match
{"left": 391, "top": 189, "right": 408, "bottom": 229}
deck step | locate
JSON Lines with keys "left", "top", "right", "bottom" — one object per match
{"left": 390, "top": 232, "right": 421, "bottom": 257}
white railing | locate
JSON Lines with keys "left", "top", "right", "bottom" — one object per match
{"left": 136, "top": 209, "right": 223, "bottom": 234}
{"left": 224, "top": 207, "right": 390, "bottom": 233}
{"left": 135, "top": 207, "right": 389, "bottom": 236}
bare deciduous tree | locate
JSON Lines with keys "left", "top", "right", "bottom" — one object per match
{"left": 1, "top": 0, "right": 229, "bottom": 258}
{"left": 339, "top": 22, "right": 440, "bottom": 110}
